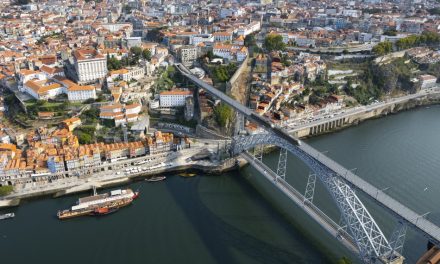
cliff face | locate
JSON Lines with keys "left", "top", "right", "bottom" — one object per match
{"left": 371, "top": 58, "right": 417, "bottom": 94}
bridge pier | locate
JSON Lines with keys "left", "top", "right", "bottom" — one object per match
{"left": 231, "top": 133, "right": 400, "bottom": 262}
{"left": 276, "top": 148, "right": 287, "bottom": 180}
{"left": 304, "top": 173, "right": 316, "bottom": 203}
{"left": 253, "top": 145, "right": 264, "bottom": 162}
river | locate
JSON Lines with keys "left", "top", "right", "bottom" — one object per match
{"left": 1, "top": 106, "right": 440, "bottom": 264}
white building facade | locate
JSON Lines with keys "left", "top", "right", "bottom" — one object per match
{"left": 73, "top": 49, "right": 108, "bottom": 85}
{"left": 159, "top": 90, "right": 193, "bottom": 107}
{"left": 67, "top": 85, "right": 97, "bottom": 102}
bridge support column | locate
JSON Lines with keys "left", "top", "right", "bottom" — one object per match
{"left": 253, "top": 145, "right": 264, "bottom": 162}
{"left": 276, "top": 148, "right": 288, "bottom": 180}
{"left": 304, "top": 173, "right": 316, "bottom": 203}
{"left": 235, "top": 112, "right": 245, "bottom": 135}
{"left": 379, "top": 221, "right": 407, "bottom": 264}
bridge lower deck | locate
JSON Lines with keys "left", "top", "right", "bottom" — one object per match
{"left": 242, "top": 152, "right": 359, "bottom": 254}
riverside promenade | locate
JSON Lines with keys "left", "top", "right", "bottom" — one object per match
{"left": 0, "top": 144, "right": 240, "bottom": 208}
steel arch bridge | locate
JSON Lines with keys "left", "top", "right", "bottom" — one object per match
{"left": 230, "top": 132, "right": 399, "bottom": 263}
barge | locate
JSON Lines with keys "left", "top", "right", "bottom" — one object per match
{"left": 57, "top": 188, "right": 138, "bottom": 220}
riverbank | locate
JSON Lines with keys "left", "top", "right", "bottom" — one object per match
{"left": 291, "top": 90, "right": 440, "bottom": 139}
{"left": 0, "top": 156, "right": 248, "bottom": 209}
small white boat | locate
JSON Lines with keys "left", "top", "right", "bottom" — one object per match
{"left": 0, "top": 213, "right": 15, "bottom": 220}
{"left": 145, "top": 176, "right": 166, "bottom": 182}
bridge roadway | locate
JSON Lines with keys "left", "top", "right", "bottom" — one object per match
{"left": 300, "top": 142, "right": 440, "bottom": 246}
{"left": 176, "top": 63, "right": 440, "bottom": 246}
{"left": 176, "top": 63, "right": 299, "bottom": 145}
{"left": 242, "top": 152, "right": 359, "bottom": 254}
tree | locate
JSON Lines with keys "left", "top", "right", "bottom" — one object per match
{"left": 107, "top": 56, "right": 122, "bottom": 71}
{"left": 308, "top": 94, "right": 320, "bottom": 105}
{"left": 13, "top": 0, "right": 29, "bottom": 5}
{"left": 280, "top": 53, "right": 291, "bottom": 67}
{"left": 395, "top": 31, "right": 440, "bottom": 50}
{"left": 130, "top": 47, "right": 142, "bottom": 57}
{"left": 146, "top": 28, "right": 164, "bottom": 42}
{"left": 428, "top": 8, "right": 440, "bottom": 15}
{"left": 212, "top": 63, "right": 238, "bottom": 83}
{"left": 264, "top": 34, "right": 286, "bottom": 52}
{"left": 76, "top": 131, "right": 93, "bottom": 144}
{"left": 372, "top": 41, "right": 393, "bottom": 56}
{"left": 214, "top": 103, "right": 234, "bottom": 127}
{"left": 383, "top": 29, "right": 397, "bottom": 36}
{"left": 303, "top": 87, "right": 310, "bottom": 96}
{"left": 0, "top": 185, "right": 13, "bottom": 196}
{"left": 142, "top": 49, "right": 151, "bottom": 61}
{"left": 244, "top": 34, "right": 256, "bottom": 47}
{"left": 129, "top": 47, "right": 143, "bottom": 65}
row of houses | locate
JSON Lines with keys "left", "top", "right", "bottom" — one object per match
{"left": 99, "top": 102, "right": 142, "bottom": 126}
{"left": 0, "top": 127, "right": 175, "bottom": 186}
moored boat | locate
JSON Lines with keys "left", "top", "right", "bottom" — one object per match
{"left": 178, "top": 173, "right": 196, "bottom": 177}
{"left": 57, "top": 188, "right": 138, "bottom": 220}
{"left": 0, "top": 213, "right": 15, "bottom": 220}
{"left": 91, "top": 207, "right": 119, "bottom": 216}
{"left": 145, "top": 176, "right": 166, "bottom": 182}
{"left": 132, "top": 190, "right": 140, "bottom": 199}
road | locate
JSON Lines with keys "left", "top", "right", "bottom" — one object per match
{"left": 179, "top": 63, "right": 440, "bottom": 249}
{"left": 7, "top": 145, "right": 221, "bottom": 199}
{"left": 298, "top": 141, "right": 440, "bottom": 248}
{"left": 287, "top": 87, "right": 440, "bottom": 133}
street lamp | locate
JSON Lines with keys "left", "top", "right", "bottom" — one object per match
{"left": 344, "top": 168, "right": 357, "bottom": 177}
{"left": 317, "top": 150, "right": 329, "bottom": 159}
{"left": 375, "top": 187, "right": 390, "bottom": 199}
{"left": 415, "top": 212, "right": 431, "bottom": 224}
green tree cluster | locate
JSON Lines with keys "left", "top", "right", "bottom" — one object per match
{"left": 80, "top": 107, "right": 100, "bottom": 125}
{"left": 428, "top": 8, "right": 440, "bottom": 15}
{"left": 129, "top": 47, "right": 143, "bottom": 64}
{"left": 212, "top": 63, "right": 238, "bottom": 83}
{"left": 107, "top": 56, "right": 123, "bottom": 71}
{"left": 343, "top": 58, "right": 416, "bottom": 104}
{"left": 244, "top": 34, "right": 257, "bottom": 48}
{"left": 146, "top": 28, "right": 165, "bottom": 42}
{"left": 13, "top": 0, "right": 29, "bottom": 5}
{"left": 0, "top": 185, "right": 13, "bottom": 196}
{"left": 395, "top": 31, "right": 440, "bottom": 50}
{"left": 372, "top": 58, "right": 415, "bottom": 93}
{"left": 372, "top": 41, "right": 393, "bottom": 55}
{"left": 74, "top": 125, "right": 96, "bottom": 144}
{"left": 280, "top": 53, "right": 291, "bottom": 67}
{"left": 107, "top": 47, "right": 153, "bottom": 71}
{"left": 264, "top": 34, "right": 286, "bottom": 52}
{"left": 362, "top": 8, "right": 383, "bottom": 14}
{"left": 142, "top": 49, "right": 151, "bottom": 61}
{"left": 383, "top": 29, "right": 397, "bottom": 36}
{"left": 305, "top": 77, "right": 339, "bottom": 105}
{"left": 214, "top": 103, "right": 234, "bottom": 127}
{"left": 153, "top": 66, "right": 182, "bottom": 92}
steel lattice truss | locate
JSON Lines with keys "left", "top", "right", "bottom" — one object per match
{"left": 276, "top": 147, "right": 288, "bottom": 180}
{"left": 230, "top": 133, "right": 393, "bottom": 262}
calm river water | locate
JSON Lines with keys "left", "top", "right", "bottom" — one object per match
{"left": 2, "top": 106, "right": 440, "bottom": 264}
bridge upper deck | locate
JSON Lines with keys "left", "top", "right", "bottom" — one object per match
{"left": 176, "top": 63, "right": 440, "bottom": 246}
{"left": 300, "top": 142, "right": 440, "bottom": 246}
